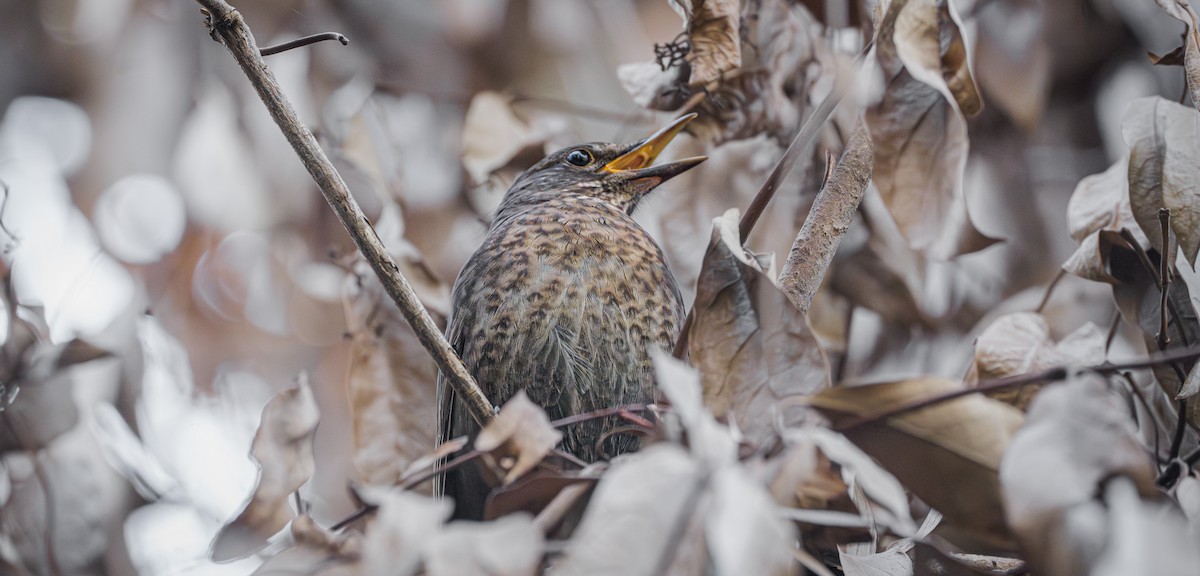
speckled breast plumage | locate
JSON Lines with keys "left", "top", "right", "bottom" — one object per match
{"left": 446, "top": 192, "right": 684, "bottom": 461}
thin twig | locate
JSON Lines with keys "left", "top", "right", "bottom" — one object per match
{"left": 835, "top": 346, "right": 1200, "bottom": 432}
{"left": 1157, "top": 209, "right": 1172, "bottom": 349}
{"left": 329, "top": 449, "right": 484, "bottom": 532}
{"left": 548, "top": 403, "right": 651, "bottom": 429}
{"left": 189, "top": 0, "right": 494, "bottom": 427}
{"left": 259, "top": 32, "right": 348, "bottom": 56}
{"left": 1035, "top": 269, "right": 1066, "bottom": 314}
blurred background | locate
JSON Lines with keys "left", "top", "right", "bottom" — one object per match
{"left": 0, "top": 0, "right": 1192, "bottom": 573}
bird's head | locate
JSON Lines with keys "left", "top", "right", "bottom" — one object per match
{"left": 498, "top": 114, "right": 707, "bottom": 216}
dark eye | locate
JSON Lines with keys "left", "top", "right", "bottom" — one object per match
{"left": 565, "top": 149, "right": 593, "bottom": 167}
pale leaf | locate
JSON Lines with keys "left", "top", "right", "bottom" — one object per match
{"left": 212, "top": 374, "right": 320, "bottom": 562}
{"left": 652, "top": 350, "right": 738, "bottom": 467}
{"left": 706, "top": 467, "right": 795, "bottom": 576}
{"left": 839, "top": 546, "right": 912, "bottom": 576}
{"left": 424, "top": 513, "right": 544, "bottom": 576}
{"left": 1123, "top": 96, "right": 1200, "bottom": 264}
{"left": 360, "top": 488, "right": 451, "bottom": 576}
{"left": 474, "top": 390, "right": 562, "bottom": 485}
{"left": 553, "top": 444, "right": 706, "bottom": 575}
{"left": 1154, "top": 0, "right": 1200, "bottom": 111}
{"left": 461, "top": 91, "right": 541, "bottom": 185}
{"left": 1000, "top": 375, "right": 1158, "bottom": 576}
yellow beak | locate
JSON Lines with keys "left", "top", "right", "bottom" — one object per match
{"left": 603, "top": 113, "right": 701, "bottom": 173}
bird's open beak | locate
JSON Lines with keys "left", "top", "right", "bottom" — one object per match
{"left": 602, "top": 113, "right": 707, "bottom": 184}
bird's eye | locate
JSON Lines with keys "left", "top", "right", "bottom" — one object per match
{"left": 565, "top": 149, "right": 593, "bottom": 167}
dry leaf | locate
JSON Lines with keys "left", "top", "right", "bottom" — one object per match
{"left": 653, "top": 350, "right": 738, "bottom": 466}
{"left": 460, "top": 91, "right": 542, "bottom": 185}
{"left": 969, "top": 312, "right": 1105, "bottom": 407}
{"left": 689, "top": 209, "right": 831, "bottom": 446}
{"left": 706, "top": 466, "right": 796, "bottom": 576}
{"left": 867, "top": 0, "right": 997, "bottom": 258}
{"left": 212, "top": 374, "right": 320, "bottom": 562}
{"left": 669, "top": 0, "right": 742, "bottom": 86}
{"left": 1061, "top": 157, "right": 1148, "bottom": 283}
{"left": 973, "top": 0, "right": 1048, "bottom": 132}
{"left": 474, "top": 390, "right": 562, "bottom": 485}
{"left": 360, "top": 488, "right": 452, "bottom": 576}
{"left": 344, "top": 258, "right": 442, "bottom": 488}
{"left": 553, "top": 444, "right": 706, "bottom": 576}
{"left": 1091, "top": 477, "right": 1200, "bottom": 576}
{"left": 1000, "top": 375, "right": 1158, "bottom": 576}
{"left": 1123, "top": 96, "right": 1200, "bottom": 264}
{"left": 789, "top": 426, "right": 918, "bottom": 538}
{"left": 1154, "top": 0, "right": 1200, "bottom": 112}
{"left": 424, "top": 513, "right": 544, "bottom": 576}
{"left": 892, "top": 0, "right": 982, "bottom": 116}
{"left": 809, "top": 378, "right": 1023, "bottom": 549}
{"left": 839, "top": 546, "right": 912, "bottom": 576}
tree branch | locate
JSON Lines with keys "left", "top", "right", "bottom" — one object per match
{"left": 190, "top": 0, "right": 494, "bottom": 427}
{"left": 778, "top": 120, "right": 873, "bottom": 315}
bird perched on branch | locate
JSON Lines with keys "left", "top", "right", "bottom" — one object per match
{"left": 437, "top": 114, "right": 706, "bottom": 519}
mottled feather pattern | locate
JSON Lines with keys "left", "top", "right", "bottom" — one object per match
{"left": 447, "top": 192, "right": 682, "bottom": 460}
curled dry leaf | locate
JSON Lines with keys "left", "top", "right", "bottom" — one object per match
{"left": 344, "top": 258, "right": 441, "bottom": 488}
{"left": 669, "top": 0, "right": 742, "bottom": 86}
{"left": 969, "top": 312, "right": 1105, "bottom": 408}
{"left": 360, "top": 488, "right": 452, "bottom": 576}
{"left": 1000, "top": 375, "right": 1158, "bottom": 576}
{"left": 867, "top": 0, "right": 996, "bottom": 258}
{"left": 1123, "top": 96, "right": 1200, "bottom": 265}
{"left": 212, "top": 374, "right": 320, "bottom": 562}
{"left": 809, "top": 378, "right": 1023, "bottom": 550}
{"left": 1154, "top": 0, "right": 1200, "bottom": 112}
{"left": 1061, "top": 157, "right": 1148, "bottom": 283}
{"left": 553, "top": 444, "right": 706, "bottom": 576}
{"left": 474, "top": 390, "right": 562, "bottom": 485}
{"left": 424, "top": 513, "right": 544, "bottom": 576}
{"left": 689, "top": 208, "right": 831, "bottom": 447}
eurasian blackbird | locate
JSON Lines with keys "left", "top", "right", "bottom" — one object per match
{"left": 437, "top": 114, "right": 705, "bottom": 519}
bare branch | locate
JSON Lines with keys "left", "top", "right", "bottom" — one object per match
{"left": 260, "top": 32, "right": 348, "bottom": 56}
{"left": 778, "top": 120, "right": 874, "bottom": 315}
{"left": 189, "top": 0, "right": 494, "bottom": 427}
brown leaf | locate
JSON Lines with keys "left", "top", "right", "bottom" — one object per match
{"left": 1000, "top": 375, "right": 1158, "bottom": 576}
{"left": 892, "top": 0, "right": 982, "bottom": 116}
{"left": 1092, "top": 478, "right": 1200, "bottom": 576}
{"left": 670, "top": 0, "right": 743, "bottom": 86}
{"left": 809, "top": 378, "right": 1023, "bottom": 550}
{"left": 868, "top": 0, "right": 997, "bottom": 258}
{"left": 212, "top": 374, "right": 320, "bottom": 562}
{"left": 474, "top": 390, "right": 562, "bottom": 485}
{"left": 688, "top": 209, "right": 831, "bottom": 447}
{"left": 1154, "top": 0, "right": 1200, "bottom": 112}
{"left": 1123, "top": 96, "right": 1200, "bottom": 264}
{"left": 344, "top": 259, "right": 441, "bottom": 488}
{"left": 424, "top": 513, "right": 544, "bottom": 576}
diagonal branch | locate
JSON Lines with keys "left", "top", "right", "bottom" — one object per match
{"left": 189, "top": 0, "right": 494, "bottom": 427}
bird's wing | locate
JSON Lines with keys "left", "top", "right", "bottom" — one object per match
{"left": 432, "top": 311, "right": 465, "bottom": 499}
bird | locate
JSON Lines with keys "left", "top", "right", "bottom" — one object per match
{"left": 436, "top": 114, "right": 706, "bottom": 519}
